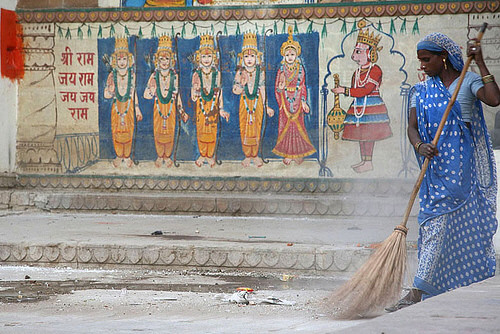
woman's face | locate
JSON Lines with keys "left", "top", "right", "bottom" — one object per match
{"left": 117, "top": 53, "right": 129, "bottom": 69}
{"left": 417, "top": 49, "right": 444, "bottom": 77}
{"left": 243, "top": 50, "right": 257, "bottom": 68}
{"left": 352, "top": 43, "right": 370, "bottom": 66}
{"left": 158, "top": 53, "right": 171, "bottom": 70}
{"left": 200, "top": 50, "right": 214, "bottom": 67}
{"left": 284, "top": 48, "right": 297, "bottom": 65}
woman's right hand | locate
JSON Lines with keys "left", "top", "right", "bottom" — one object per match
{"left": 418, "top": 143, "right": 439, "bottom": 159}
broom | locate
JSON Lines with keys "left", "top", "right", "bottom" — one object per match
{"left": 326, "top": 23, "right": 489, "bottom": 320}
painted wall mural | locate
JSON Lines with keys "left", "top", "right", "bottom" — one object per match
{"left": 15, "top": 2, "right": 500, "bottom": 179}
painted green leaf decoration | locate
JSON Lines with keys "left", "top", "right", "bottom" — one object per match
{"left": 125, "top": 26, "right": 130, "bottom": 37}
{"left": 274, "top": 21, "right": 277, "bottom": 35}
{"left": 223, "top": 22, "right": 227, "bottom": 36}
{"left": 400, "top": 18, "right": 407, "bottom": 34}
{"left": 340, "top": 19, "right": 347, "bottom": 34}
{"left": 151, "top": 22, "right": 156, "bottom": 38}
{"left": 236, "top": 22, "right": 240, "bottom": 36}
{"left": 306, "top": 21, "right": 313, "bottom": 34}
{"left": 351, "top": 19, "right": 357, "bottom": 33}
{"left": 294, "top": 21, "right": 299, "bottom": 34}
{"left": 377, "top": 20, "right": 383, "bottom": 32}
{"left": 191, "top": 22, "right": 197, "bottom": 35}
{"left": 98, "top": 25, "right": 103, "bottom": 38}
{"left": 322, "top": 20, "right": 327, "bottom": 39}
{"left": 87, "top": 25, "right": 92, "bottom": 38}
{"left": 58, "top": 26, "right": 63, "bottom": 38}
{"left": 77, "top": 26, "right": 83, "bottom": 39}
{"left": 138, "top": 27, "right": 143, "bottom": 39}
{"left": 412, "top": 18, "right": 420, "bottom": 35}
{"left": 110, "top": 24, "right": 115, "bottom": 38}
{"left": 65, "top": 27, "right": 71, "bottom": 39}
{"left": 390, "top": 19, "right": 396, "bottom": 35}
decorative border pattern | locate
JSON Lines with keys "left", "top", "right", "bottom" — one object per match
{"left": 15, "top": 174, "right": 413, "bottom": 195}
{"left": 0, "top": 242, "right": 419, "bottom": 273}
{"left": 17, "top": 1, "right": 500, "bottom": 23}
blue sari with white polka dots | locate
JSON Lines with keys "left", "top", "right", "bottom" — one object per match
{"left": 412, "top": 76, "right": 497, "bottom": 298}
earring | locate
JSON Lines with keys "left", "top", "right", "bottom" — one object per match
{"left": 443, "top": 58, "right": 447, "bottom": 70}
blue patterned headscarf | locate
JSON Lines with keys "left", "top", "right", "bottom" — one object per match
{"left": 417, "top": 33, "right": 464, "bottom": 72}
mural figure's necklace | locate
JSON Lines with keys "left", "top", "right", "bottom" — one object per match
{"left": 243, "top": 67, "right": 260, "bottom": 125}
{"left": 284, "top": 62, "right": 302, "bottom": 114}
{"left": 113, "top": 68, "right": 132, "bottom": 126}
{"left": 198, "top": 68, "right": 217, "bottom": 125}
{"left": 352, "top": 64, "right": 373, "bottom": 127}
{"left": 155, "top": 69, "right": 176, "bottom": 129}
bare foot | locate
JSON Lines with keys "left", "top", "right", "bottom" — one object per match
{"left": 351, "top": 160, "right": 364, "bottom": 168}
{"left": 353, "top": 161, "right": 373, "bottom": 173}
{"left": 253, "top": 157, "right": 264, "bottom": 167}
{"left": 125, "top": 158, "right": 134, "bottom": 168}
{"left": 165, "top": 158, "right": 174, "bottom": 168}
{"left": 208, "top": 157, "right": 216, "bottom": 168}
{"left": 283, "top": 158, "right": 292, "bottom": 166}
{"left": 294, "top": 158, "right": 303, "bottom": 165}
{"left": 112, "top": 157, "right": 122, "bottom": 168}
{"left": 241, "top": 157, "right": 251, "bottom": 167}
{"left": 195, "top": 157, "right": 203, "bottom": 167}
{"left": 154, "top": 158, "right": 163, "bottom": 168}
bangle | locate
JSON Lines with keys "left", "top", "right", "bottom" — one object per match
{"left": 482, "top": 74, "right": 495, "bottom": 85}
{"left": 414, "top": 141, "right": 424, "bottom": 152}
{"left": 345, "top": 88, "right": 350, "bottom": 96}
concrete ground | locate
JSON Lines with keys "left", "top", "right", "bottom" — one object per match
{"left": 0, "top": 210, "right": 498, "bottom": 333}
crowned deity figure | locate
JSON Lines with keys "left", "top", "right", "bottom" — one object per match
{"left": 104, "top": 37, "right": 143, "bottom": 168}
{"left": 144, "top": 35, "right": 188, "bottom": 168}
{"left": 232, "top": 32, "right": 274, "bottom": 167}
{"left": 273, "top": 26, "right": 316, "bottom": 166}
{"left": 191, "top": 34, "right": 229, "bottom": 168}
{"left": 332, "top": 23, "right": 392, "bottom": 173}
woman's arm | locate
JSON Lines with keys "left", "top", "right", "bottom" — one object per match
{"left": 468, "top": 38, "right": 500, "bottom": 107}
{"left": 408, "top": 107, "right": 439, "bottom": 159}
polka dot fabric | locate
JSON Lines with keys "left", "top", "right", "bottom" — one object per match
{"left": 412, "top": 76, "right": 497, "bottom": 298}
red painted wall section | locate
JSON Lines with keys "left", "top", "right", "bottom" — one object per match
{"left": 1, "top": 8, "right": 24, "bottom": 81}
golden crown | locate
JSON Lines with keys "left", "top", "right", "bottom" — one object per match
{"left": 114, "top": 37, "right": 130, "bottom": 54}
{"left": 242, "top": 32, "right": 258, "bottom": 52}
{"left": 199, "top": 34, "right": 215, "bottom": 51}
{"left": 356, "top": 29, "right": 382, "bottom": 49}
{"left": 280, "top": 26, "right": 301, "bottom": 56}
{"left": 157, "top": 34, "right": 173, "bottom": 53}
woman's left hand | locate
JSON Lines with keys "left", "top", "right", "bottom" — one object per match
{"left": 467, "top": 38, "right": 484, "bottom": 64}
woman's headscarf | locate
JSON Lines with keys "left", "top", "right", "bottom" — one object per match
{"left": 417, "top": 33, "right": 464, "bottom": 72}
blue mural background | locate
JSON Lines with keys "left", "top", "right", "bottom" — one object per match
{"left": 98, "top": 32, "right": 319, "bottom": 163}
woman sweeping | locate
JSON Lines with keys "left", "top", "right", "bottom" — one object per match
{"left": 388, "top": 32, "right": 500, "bottom": 311}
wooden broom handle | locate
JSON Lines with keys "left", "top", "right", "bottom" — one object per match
{"left": 400, "top": 23, "right": 488, "bottom": 228}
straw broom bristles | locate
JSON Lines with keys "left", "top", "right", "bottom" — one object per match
{"left": 325, "top": 224, "right": 408, "bottom": 320}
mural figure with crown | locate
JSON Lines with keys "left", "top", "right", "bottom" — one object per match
{"left": 233, "top": 32, "right": 274, "bottom": 168}
{"left": 104, "top": 37, "right": 144, "bottom": 168}
{"left": 273, "top": 27, "right": 316, "bottom": 166}
{"left": 144, "top": 35, "right": 189, "bottom": 168}
{"left": 191, "top": 34, "right": 229, "bottom": 168}
{"left": 332, "top": 22, "right": 392, "bottom": 173}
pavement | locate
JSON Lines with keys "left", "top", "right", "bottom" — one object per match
{"left": 0, "top": 210, "right": 499, "bottom": 332}
{"left": 0, "top": 210, "right": 421, "bottom": 275}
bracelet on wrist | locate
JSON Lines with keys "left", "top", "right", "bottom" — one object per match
{"left": 414, "top": 141, "right": 424, "bottom": 152}
{"left": 482, "top": 74, "right": 495, "bottom": 85}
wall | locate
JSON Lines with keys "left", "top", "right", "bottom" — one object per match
{"left": 0, "top": 0, "right": 18, "bottom": 173}
{"left": 13, "top": 2, "right": 500, "bottom": 180}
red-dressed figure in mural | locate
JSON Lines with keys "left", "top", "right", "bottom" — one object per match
{"left": 191, "top": 34, "right": 229, "bottom": 168}
{"left": 273, "top": 26, "right": 316, "bottom": 166}
{"left": 332, "top": 26, "right": 392, "bottom": 173}
{"left": 144, "top": 35, "right": 188, "bottom": 168}
{"left": 104, "top": 37, "right": 143, "bottom": 168}
{"left": 232, "top": 32, "right": 274, "bottom": 167}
